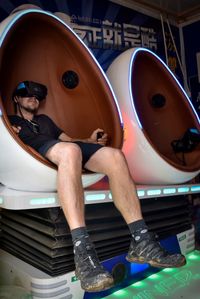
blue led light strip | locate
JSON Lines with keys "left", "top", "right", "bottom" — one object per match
{"left": 191, "top": 186, "right": 200, "bottom": 192}
{"left": 147, "top": 189, "right": 161, "bottom": 196}
{"left": 85, "top": 194, "right": 106, "bottom": 201}
{"left": 30, "top": 197, "right": 55, "bottom": 205}
{"left": 163, "top": 188, "right": 176, "bottom": 194}
{"left": 178, "top": 187, "right": 190, "bottom": 193}
{"left": 137, "top": 190, "right": 145, "bottom": 197}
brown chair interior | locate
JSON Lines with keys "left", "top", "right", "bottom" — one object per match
{"left": 0, "top": 12, "right": 123, "bottom": 168}
{"left": 132, "top": 51, "right": 200, "bottom": 172}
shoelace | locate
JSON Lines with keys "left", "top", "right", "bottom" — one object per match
{"left": 76, "top": 243, "right": 104, "bottom": 274}
{"left": 78, "top": 256, "right": 105, "bottom": 278}
{"left": 134, "top": 232, "right": 168, "bottom": 259}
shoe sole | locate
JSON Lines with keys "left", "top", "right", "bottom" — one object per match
{"left": 75, "top": 270, "right": 114, "bottom": 292}
{"left": 83, "top": 278, "right": 114, "bottom": 292}
{"left": 126, "top": 255, "right": 186, "bottom": 268}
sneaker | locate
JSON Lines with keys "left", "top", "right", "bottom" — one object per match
{"left": 126, "top": 233, "right": 186, "bottom": 268}
{"left": 74, "top": 237, "right": 114, "bottom": 292}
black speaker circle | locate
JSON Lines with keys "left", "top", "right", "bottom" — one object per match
{"left": 62, "top": 71, "right": 79, "bottom": 89}
{"left": 151, "top": 93, "right": 166, "bottom": 108}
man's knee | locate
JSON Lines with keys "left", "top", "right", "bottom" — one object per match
{"left": 100, "top": 147, "right": 125, "bottom": 165}
{"left": 60, "top": 143, "right": 82, "bottom": 164}
{"left": 110, "top": 148, "right": 125, "bottom": 163}
{"left": 47, "top": 143, "right": 82, "bottom": 165}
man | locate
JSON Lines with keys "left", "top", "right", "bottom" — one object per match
{"left": 9, "top": 81, "right": 186, "bottom": 292}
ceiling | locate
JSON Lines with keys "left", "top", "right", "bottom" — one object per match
{"left": 118, "top": 0, "right": 200, "bottom": 22}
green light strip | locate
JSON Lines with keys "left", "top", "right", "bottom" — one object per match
{"left": 30, "top": 197, "right": 56, "bottom": 205}
{"left": 187, "top": 252, "right": 200, "bottom": 260}
{"left": 113, "top": 289, "right": 128, "bottom": 297}
{"left": 0, "top": 197, "right": 3, "bottom": 204}
{"left": 131, "top": 281, "right": 146, "bottom": 288}
{"left": 105, "top": 250, "right": 200, "bottom": 299}
{"left": 147, "top": 273, "right": 161, "bottom": 280}
{"left": 85, "top": 193, "right": 106, "bottom": 201}
{"left": 162, "top": 268, "right": 177, "bottom": 273}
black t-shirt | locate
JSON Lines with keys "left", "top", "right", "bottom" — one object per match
{"left": 8, "top": 114, "right": 63, "bottom": 152}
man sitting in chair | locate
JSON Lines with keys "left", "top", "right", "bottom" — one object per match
{"left": 9, "top": 81, "right": 186, "bottom": 292}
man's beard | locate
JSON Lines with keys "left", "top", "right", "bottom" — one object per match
{"left": 24, "top": 106, "right": 38, "bottom": 114}
{"left": 19, "top": 103, "right": 38, "bottom": 114}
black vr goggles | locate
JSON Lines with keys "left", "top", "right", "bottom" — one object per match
{"left": 171, "top": 127, "right": 200, "bottom": 153}
{"left": 13, "top": 81, "right": 47, "bottom": 101}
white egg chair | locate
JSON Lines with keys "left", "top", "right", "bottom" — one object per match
{"left": 107, "top": 48, "right": 200, "bottom": 184}
{"left": 0, "top": 9, "right": 123, "bottom": 192}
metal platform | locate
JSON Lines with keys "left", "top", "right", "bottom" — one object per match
{"left": 0, "top": 249, "right": 81, "bottom": 299}
{"left": 0, "top": 227, "right": 196, "bottom": 299}
{"left": 0, "top": 182, "right": 200, "bottom": 210}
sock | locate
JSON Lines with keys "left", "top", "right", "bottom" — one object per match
{"left": 71, "top": 226, "right": 89, "bottom": 243}
{"left": 128, "top": 219, "right": 149, "bottom": 242}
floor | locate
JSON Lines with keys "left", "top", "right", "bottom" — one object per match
{"left": 103, "top": 250, "right": 200, "bottom": 299}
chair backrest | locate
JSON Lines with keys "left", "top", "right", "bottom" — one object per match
{"left": 0, "top": 11, "right": 123, "bottom": 166}
{"left": 131, "top": 50, "right": 200, "bottom": 171}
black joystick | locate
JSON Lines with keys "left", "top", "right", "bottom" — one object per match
{"left": 97, "top": 131, "right": 104, "bottom": 140}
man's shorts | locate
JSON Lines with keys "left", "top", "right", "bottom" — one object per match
{"left": 38, "top": 140, "right": 103, "bottom": 166}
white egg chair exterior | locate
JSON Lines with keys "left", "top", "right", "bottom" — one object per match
{"left": 107, "top": 48, "right": 200, "bottom": 184}
{"left": 0, "top": 9, "right": 123, "bottom": 192}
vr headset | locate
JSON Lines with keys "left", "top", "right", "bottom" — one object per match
{"left": 13, "top": 81, "right": 47, "bottom": 101}
{"left": 171, "top": 127, "right": 200, "bottom": 153}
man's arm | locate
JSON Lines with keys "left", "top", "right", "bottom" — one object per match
{"left": 58, "top": 128, "right": 108, "bottom": 146}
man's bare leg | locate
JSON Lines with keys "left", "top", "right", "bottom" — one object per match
{"left": 45, "top": 142, "right": 85, "bottom": 229}
{"left": 46, "top": 143, "right": 141, "bottom": 228}
{"left": 85, "top": 146, "right": 143, "bottom": 224}
{"left": 45, "top": 142, "right": 114, "bottom": 292}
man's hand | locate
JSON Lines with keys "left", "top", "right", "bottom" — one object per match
{"left": 89, "top": 128, "right": 108, "bottom": 146}
{"left": 59, "top": 128, "right": 108, "bottom": 145}
{"left": 12, "top": 125, "right": 21, "bottom": 134}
